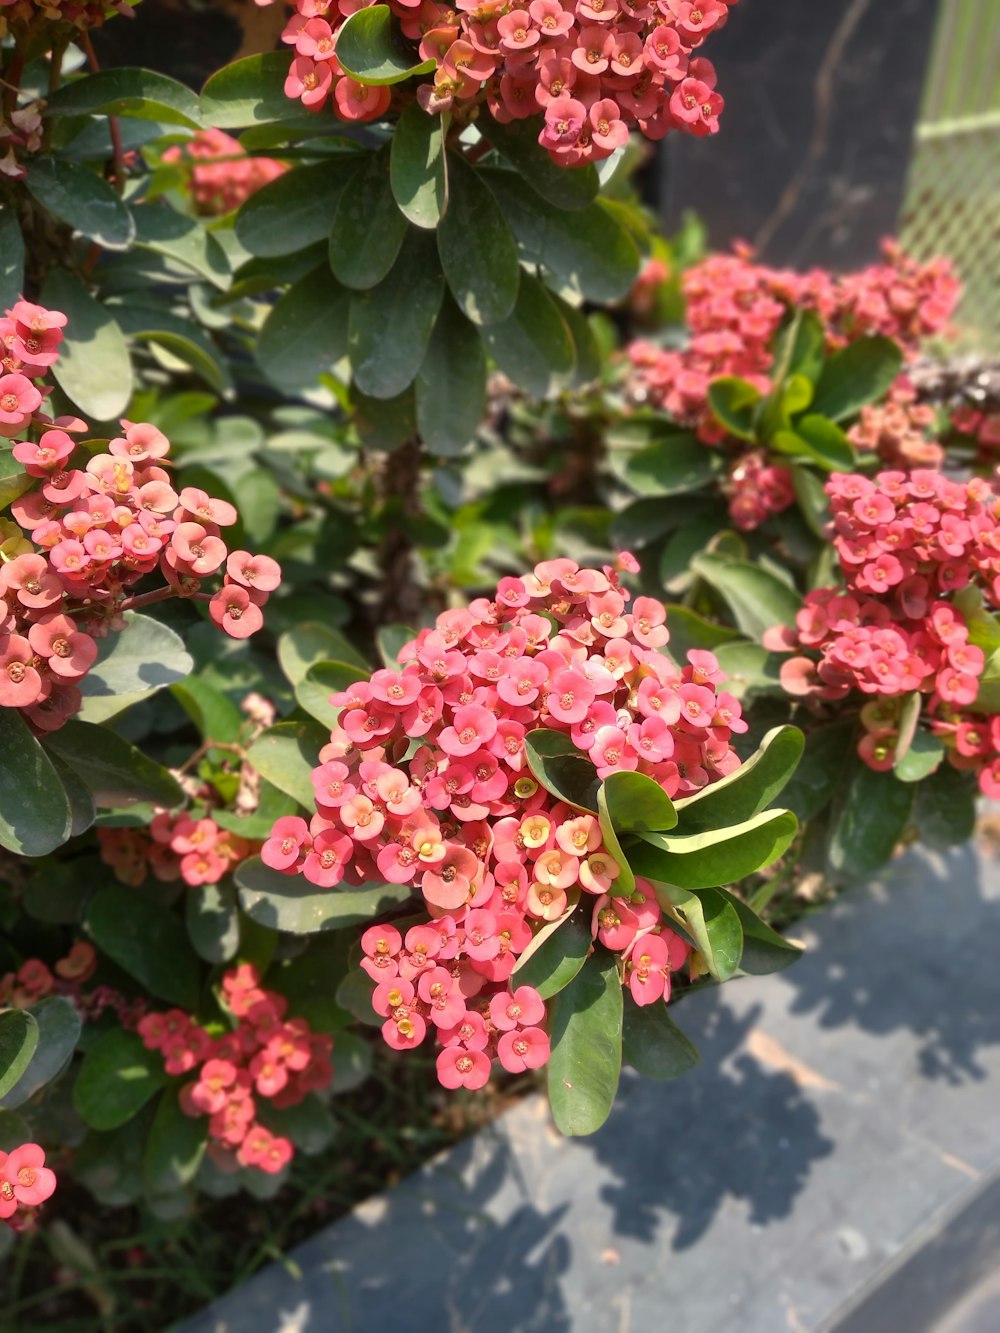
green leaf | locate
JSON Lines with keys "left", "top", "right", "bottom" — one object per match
{"left": 377, "top": 625, "right": 417, "bottom": 668}
{"left": 0, "top": 199, "right": 24, "bottom": 311}
{"left": 246, "top": 719, "right": 329, "bottom": 809}
{"left": 336, "top": 6, "right": 436, "bottom": 85}
{"left": 662, "top": 605, "right": 741, "bottom": 661}
{"left": 296, "top": 660, "right": 367, "bottom": 729}
{"left": 76, "top": 612, "right": 194, "bottom": 724}
{"left": 810, "top": 336, "right": 904, "bottom": 422}
{"left": 278, "top": 621, "right": 370, "bottom": 683}
{"left": 617, "top": 431, "right": 719, "bottom": 497}
{"left": 437, "top": 154, "right": 519, "bottom": 325}
{"left": 792, "top": 464, "right": 831, "bottom": 538}
{"left": 257, "top": 266, "right": 351, "bottom": 390}
{"left": 40, "top": 269, "right": 133, "bottom": 421}
{"left": 547, "top": 951, "right": 622, "bottom": 1136}
{"left": 707, "top": 377, "right": 761, "bottom": 440}
{"left": 0, "top": 997, "right": 82, "bottom": 1111}
{"left": 335, "top": 969, "right": 381, "bottom": 1027}
{"left": 328, "top": 147, "right": 408, "bottom": 291}
{"left": 22, "top": 859, "right": 94, "bottom": 924}
{"left": 0, "top": 1010, "right": 39, "bottom": 1102}
{"left": 479, "top": 271, "right": 574, "bottom": 398}
{"left": 717, "top": 888, "right": 802, "bottom": 975}
{"left": 662, "top": 886, "right": 743, "bottom": 981}
{"left": 171, "top": 676, "right": 244, "bottom": 745}
{"left": 144, "top": 1085, "right": 208, "bottom": 1194}
{"left": 771, "top": 309, "right": 826, "bottom": 386}
{"left": 212, "top": 783, "right": 298, "bottom": 841}
{"left": 259, "top": 1092, "right": 336, "bottom": 1153}
{"left": 894, "top": 729, "right": 945, "bottom": 783}
{"left": 73, "top": 1030, "right": 169, "bottom": 1131}
{"left": 85, "top": 886, "right": 201, "bottom": 1009}
{"left": 0, "top": 445, "right": 32, "bottom": 510}
{"left": 622, "top": 1002, "right": 699, "bottom": 1081}
{"left": 390, "top": 104, "right": 448, "bottom": 229}
{"left": 26, "top": 159, "right": 135, "bottom": 250}
{"left": 674, "top": 726, "right": 803, "bottom": 833}
{"left": 826, "top": 762, "right": 914, "bottom": 881}
{"left": 483, "top": 170, "right": 640, "bottom": 303}
{"left": 772, "top": 415, "right": 855, "bottom": 472}
{"left": 691, "top": 551, "right": 802, "bottom": 640}
{"left": 349, "top": 228, "right": 444, "bottom": 398}
{"left": 237, "top": 159, "right": 356, "bottom": 257}
{"left": 415, "top": 296, "right": 487, "bottom": 456}
{"left": 629, "top": 808, "right": 798, "bottom": 890}
{"left": 711, "top": 641, "right": 785, "bottom": 699}
{"left": 130, "top": 205, "right": 229, "bottom": 287}
{"left": 44, "top": 720, "right": 183, "bottom": 808}
{"left": 524, "top": 730, "right": 599, "bottom": 813}
{"left": 46, "top": 67, "right": 204, "bottom": 129}
{"left": 512, "top": 909, "right": 592, "bottom": 1000}
{"left": 0, "top": 710, "right": 72, "bottom": 856}
{"left": 914, "top": 764, "right": 977, "bottom": 850}
{"left": 112, "top": 305, "right": 233, "bottom": 396}
{"left": 554, "top": 295, "right": 602, "bottom": 389}
{"left": 353, "top": 386, "right": 416, "bottom": 450}
{"left": 235, "top": 857, "right": 412, "bottom": 934}
{"left": 200, "top": 53, "right": 294, "bottom": 129}
{"left": 483, "top": 116, "right": 598, "bottom": 211}
{"left": 780, "top": 722, "right": 854, "bottom": 822}
{"left": 186, "top": 882, "right": 240, "bottom": 964}
{"left": 601, "top": 770, "right": 677, "bottom": 834}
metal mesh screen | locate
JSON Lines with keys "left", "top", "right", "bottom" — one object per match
{"left": 898, "top": 0, "right": 1000, "bottom": 351}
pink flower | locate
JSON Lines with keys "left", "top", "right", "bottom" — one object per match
{"left": 497, "top": 1026, "right": 550, "bottom": 1072}
{"left": 0, "top": 1144, "right": 57, "bottom": 1217}
{"left": 436, "top": 1046, "right": 491, "bottom": 1089}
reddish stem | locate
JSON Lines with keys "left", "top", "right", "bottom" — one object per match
{"left": 81, "top": 32, "right": 125, "bottom": 193}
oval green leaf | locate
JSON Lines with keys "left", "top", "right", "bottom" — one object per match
{"left": 26, "top": 159, "right": 135, "bottom": 250}
{"left": 415, "top": 295, "right": 487, "bottom": 456}
{"left": 73, "top": 1029, "right": 169, "bottom": 1131}
{"left": 329, "top": 147, "right": 408, "bottom": 291}
{"left": 256, "top": 266, "right": 351, "bottom": 390}
{"left": 0, "top": 710, "right": 73, "bottom": 857}
{"left": 235, "top": 857, "right": 412, "bottom": 933}
{"left": 437, "top": 154, "right": 519, "bottom": 325}
{"left": 390, "top": 104, "right": 448, "bottom": 229}
{"left": 76, "top": 611, "right": 194, "bottom": 724}
{"left": 85, "top": 886, "right": 201, "bottom": 1009}
{"left": 348, "top": 228, "right": 445, "bottom": 398}
{"left": 44, "top": 719, "right": 183, "bottom": 808}
{"left": 479, "top": 271, "right": 574, "bottom": 398}
{"left": 336, "top": 6, "right": 436, "bottom": 85}
{"left": 629, "top": 808, "right": 799, "bottom": 890}
{"left": 237, "top": 159, "right": 357, "bottom": 257}
{"left": 40, "top": 269, "right": 133, "bottom": 421}
{"left": 1, "top": 997, "right": 82, "bottom": 1111}
{"left": 547, "top": 951, "right": 622, "bottom": 1136}
{"left": 673, "top": 725, "right": 804, "bottom": 833}
{"left": 0, "top": 1010, "right": 39, "bottom": 1102}
{"left": 46, "top": 67, "right": 203, "bottom": 129}
{"left": 622, "top": 1002, "right": 699, "bottom": 1081}
{"left": 246, "top": 718, "right": 329, "bottom": 809}
{"left": 512, "top": 908, "right": 592, "bottom": 1000}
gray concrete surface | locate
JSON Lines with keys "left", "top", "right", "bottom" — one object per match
{"left": 178, "top": 841, "right": 1000, "bottom": 1333}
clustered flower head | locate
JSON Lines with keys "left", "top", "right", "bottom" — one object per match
{"left": 265, "top": 0, "right": 737, "bottom": 163}
{"left": 161, "top": 129, "right": 287, "bottom": 216}
{"left": 138, "top": 964, "right": 333, "bottom": 1175}
{"left": 262, "top": 557, "right": 748, "bottom": 1088}
{"left": 0, "top": 1144, "right": 56, "bottom": 1227}
{"left": 1, "top": 942, "right": 97, "bottom": 1008}
{"left": 627, "top": 240, "right": 960, "bottom": 451}
{"left": 847, "top": 384, "right": 944, "bottom": 470}
{"left": 1, "top": 301, "right": 280, "bottom": 732}
{"left": 99, "top": 811, "right": 258, "bottom": 889}
{"left": 725, "top": 447, "right": 795, "bottom": 531}
{"left": 766, "top": 468, "right": 1000, "bottom": 791}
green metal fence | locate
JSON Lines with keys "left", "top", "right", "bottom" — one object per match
{"left": 898, "top": 0, "right": 1000, "bottom": 350}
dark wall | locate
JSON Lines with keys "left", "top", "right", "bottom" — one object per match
{"left": 660, "top": 0, "right": 941, "bottom": 270}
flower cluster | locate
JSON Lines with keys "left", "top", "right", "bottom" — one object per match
{"left": 627, "top": 241, "right": 960, "bottom": 447}
{"left": 261, "top": 557, "right": 744, "bottom": 1087}
{"left": 162, "top": 129, "right": 287, "bottom": 216}
{"left": 266, "top": 0, "right": 738, "bottom": 163}
{"left": 138, "top": 965, "right": 333, "bottom": 1175}
{"left": 931, "top": 707, "right": 1000, "bottom": 799}
{"left": 725, "top": 448, "right": 795, "bottom": 531}
{"left": 0, "top": 1144, "right": 56, "bottom": 1228}
{"left": 1, "top": 942, "right": 97, "bottom": 1008}
{"left": 1, "top": 301, "right": 280, "bottom": 731}
{"left": 767, "top": 468, "right": 1000, "bottom": 781}
{"left": 99, "top": 812, "right": 258, "bottom": 889}
{"left": 847, "top": 390, "right": 944, "bottom": 470}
